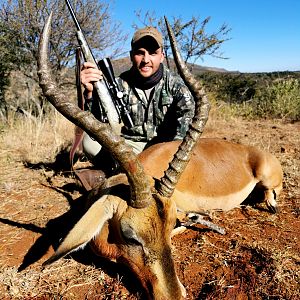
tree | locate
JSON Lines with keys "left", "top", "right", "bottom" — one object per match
{"left": 0, "top": 18, "right": 29, "bottom": 117}
{"left": 0, "top": 0, "right": 128, "bottom": 119}
{"left": 134, "top": 10, "right": 231, "bottom": 71}
{"left": 1, "top": 0, "right": 128, "bottom": 73}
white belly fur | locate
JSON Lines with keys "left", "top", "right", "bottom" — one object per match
{"left": 172, "top": 179, "right": 258, "bottom": 212}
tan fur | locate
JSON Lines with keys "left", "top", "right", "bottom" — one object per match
{"left": 46, "top": 174, "right": 185, "bottom": 299}
{"left": 89, "top": 181, "right": 184, "bottom": 299}
{"left": 45, "top": 139, "right": 282, "bottom": 300}
{"left": 138, "top": 138, "right": 283, "bottom": 212}
{"left": 39, "top": 14, "right": 283, "bottom": 300}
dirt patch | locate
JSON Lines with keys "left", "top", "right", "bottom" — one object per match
{"left": 0, "top": 118, "right": 299, "bottom": 299}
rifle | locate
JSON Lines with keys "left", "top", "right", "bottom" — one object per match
{"left": 65, "top": 0, "right": 133, "bottom": 131}
{"left": 98, "top": 58, "right": 134, "bottom": 128}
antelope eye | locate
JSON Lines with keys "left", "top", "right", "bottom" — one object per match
{"left": 122, "top": 231, "right": 140, "bottom": 245}
{"left": 121, "top": 224, "right": 142, "bottom": 246}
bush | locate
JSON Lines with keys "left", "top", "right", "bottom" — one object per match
{"left": 252, "top": 78, "right": 300, "bottom": 121}
{"left": 199, "top": 71, "right": 300, "bottom": 121}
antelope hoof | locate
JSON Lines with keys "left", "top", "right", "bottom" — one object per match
{"left": 266, "top": 197, "right": 278, "bottom": 213}
{"left": 267, "top": 203, "right": 279, "bottom": 214}
{"left": 264, "top": 189, "right": 279, "bottom": 214}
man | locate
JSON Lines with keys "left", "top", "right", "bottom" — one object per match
{"left": 80, "top": 26, "right": 195, "bottom": 178}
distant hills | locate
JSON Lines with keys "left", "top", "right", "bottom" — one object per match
{"left": 111, "top": 56, "right": 228, "bottom": 76}
{"left": 111, "top": 56, "right": 300, "bottom": 75}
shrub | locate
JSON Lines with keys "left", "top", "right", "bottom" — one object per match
{"left": 252, "top": 78, "right": 300, "bottom": 121}
{"left": 204, "top": 73, "right": 300, "bottom": 121}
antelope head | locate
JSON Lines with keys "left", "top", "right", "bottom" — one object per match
{"left": 38, "top": 13, "right": 210, "bottom": 299}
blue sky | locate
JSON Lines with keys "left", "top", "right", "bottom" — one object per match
{"left": 110, "top": 0, "right": 300, "bottom": 73}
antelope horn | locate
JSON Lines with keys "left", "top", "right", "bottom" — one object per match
{"left": 37, "top": 12, "right": 151, "bottom": 208}
{"left": 155, "top": 17, "right": 211, "bottom": 197}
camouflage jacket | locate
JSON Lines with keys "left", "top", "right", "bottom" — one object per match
{"left": 116, "top": 66, "right": 195, "bottom": 143}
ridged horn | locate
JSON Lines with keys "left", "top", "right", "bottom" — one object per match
{"left": 38, "top": 12, "right": 151, "bottom": 208}
{"left": 155, "top": 17, "right": 211, "bottom": 197}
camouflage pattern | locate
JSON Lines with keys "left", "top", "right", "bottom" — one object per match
{"left": 117, "top": 66, "right": 195, "bottom": 143}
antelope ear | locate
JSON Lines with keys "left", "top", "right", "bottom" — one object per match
{"left": 43, "top": 195, "right": 118, "bottom": 265}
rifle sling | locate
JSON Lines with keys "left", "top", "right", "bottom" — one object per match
{"left": 69, "top": 47, "right": 85, "bottom": 170}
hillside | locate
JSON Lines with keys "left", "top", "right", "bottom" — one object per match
{"left": 111, "top": 56, "right": 228, "bottom": 76}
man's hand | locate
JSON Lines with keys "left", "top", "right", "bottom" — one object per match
{"left": 81, "top": 62, "right": 103, "bottom": 99}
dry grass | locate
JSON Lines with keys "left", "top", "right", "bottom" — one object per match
{"left": 0, "top": 110, "right": 139, "bottom": 299}
{"left": 0, "top": 261, "right": 107, "bottom": 299}
{"left": 0, "top": 103, "right": 299, "bottom": 299}
{"left": 1, "top": 109, "right": 74, "bottom": 164}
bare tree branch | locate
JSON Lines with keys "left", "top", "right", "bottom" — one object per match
{"left": 133, "top": 11, "right": 231, "bottom": 71}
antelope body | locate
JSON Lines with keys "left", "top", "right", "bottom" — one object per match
{"left": 139, "top": 138, "right": 283, "bottom": 213}
{"left": 38, "top": 13, "right": 283, "bottom": 300}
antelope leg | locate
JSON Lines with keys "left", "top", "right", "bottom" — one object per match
{"left": 184, "top": 213, "right": 226, "bottom": 235}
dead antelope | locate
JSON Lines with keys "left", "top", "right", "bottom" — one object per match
{"left": 138, "top": 138, "right": 283, "bottom": 214}
{"left": 38, "top": 12, "right": 282, "bottom": 300}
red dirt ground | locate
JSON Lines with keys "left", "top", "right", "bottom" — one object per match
{"left": 0, "top": 118, "right": 299, "bottom": 299}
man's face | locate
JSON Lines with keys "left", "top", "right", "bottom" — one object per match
{"left": 130, "top": 37, "right": 164, "bottom": 78}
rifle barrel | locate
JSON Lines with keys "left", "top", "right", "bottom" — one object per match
{"left": 64, "top": 0, "right": 121, "bottom": 132}
{"left": 65, "top": 0, "right": 81, "bottom": 31}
